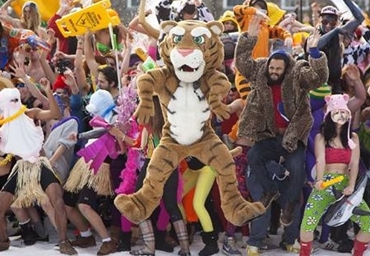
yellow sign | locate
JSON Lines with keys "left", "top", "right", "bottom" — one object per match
{"left": 10, "top": 0, "right": 59, "bottom": 22}
{"left": 55, "top": 0, "right": 121, "bottom": 38}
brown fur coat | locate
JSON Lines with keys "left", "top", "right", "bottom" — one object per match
{"left": 235, "top": 34, "right": 329, "bottom": 152}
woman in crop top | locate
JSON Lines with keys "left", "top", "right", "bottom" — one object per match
{"left": 299, "top": 94, "right": 370, "bottom": 256}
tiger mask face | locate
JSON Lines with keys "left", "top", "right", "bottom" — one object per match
{"left": 160, "top": 20, "right": 224, "bottom": 83}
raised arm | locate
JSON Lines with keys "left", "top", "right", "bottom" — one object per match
{"left": 341, "top": 0, "right": 364, "bottom": 33}
{"left": 9, "top": 60, "right": 49, "bottom": 109}
{"left": 27, "top": 78, "right": 61, "bottom": 121}
{"left": 235, "top": 15, "right": 264, "bottom": 82}
{"left": 300, "top": 29, "right": 329, "bottom": 91}
{"left": 317, "top": 27, "right": 342, "bottom": 49}
{"left": 74, "top": 35, "right": 89, "bottom": 95}
{"left": 344, "top": 64, "right": 366, "bottom": 113}
{"left": 83, "top": 32, "right": 99, "bottom": 79}
{"left": 39, "top": 30, "right": 57, "bottom": 83}
{"left": 0, "top": 5, "right": 22, "bottom": 28}
{"left": 318, "top": 0, "right": 364, "bottom": 49}
{"left": 138, "top": 0, "right": 160, "bottom": 39}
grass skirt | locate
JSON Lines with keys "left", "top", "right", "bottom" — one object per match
{"left": 64, "top": 158, "right": 113, "bottom": 196}
{"left": 10, "top": 157, "right": 55, "bottom": 208}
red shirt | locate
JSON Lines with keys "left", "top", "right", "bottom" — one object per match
{"left": 48, "top": 14, "right": 70, "bottom": 54}
{"left": 271, "top": 84, "right": 288, "bottom": 129}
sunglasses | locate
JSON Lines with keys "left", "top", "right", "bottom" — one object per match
{"left": 321, "top": 18, "right": 337, "bottom": 27}
{"left": 16, "top": 82, "right": 25, "bottom": 88}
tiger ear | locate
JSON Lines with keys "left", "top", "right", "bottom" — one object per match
{"left": 206, "top": 21, "right": 224, "bottom": 36}
{"left": 160, "top": 21, "right": 178, "bottom": 34}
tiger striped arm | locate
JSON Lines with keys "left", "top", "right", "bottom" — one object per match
{"left": 134, "top": 73, "right": 156, "bottom": 124}
{"left": 206, "top": 71, "right": 231, "bottom": 121}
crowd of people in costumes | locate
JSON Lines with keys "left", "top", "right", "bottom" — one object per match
{"left": 0, "top": 0, "right": 370, "bottom": 256}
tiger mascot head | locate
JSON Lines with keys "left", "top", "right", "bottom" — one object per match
{"left": 160, "top": 20, "right": 224, "bottom": 83}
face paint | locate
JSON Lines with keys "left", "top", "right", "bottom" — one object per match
{"left": 331, "top": 109, "right": 350, "bottom": 125}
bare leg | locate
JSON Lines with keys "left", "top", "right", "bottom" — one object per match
{"left": 44, "top": 183, "right": 68, "bottom": 242}
{"left": 66, "top": 205, "right": 90, "bottom": 233}
{"left": 0, "top": 191, "right": 14, "bottom": 242}
{"left": 300, "top": 231, "right": 314, "bottom": 243}
{"left": 41, "top": 202, "right": 57, "bottom": 228}
{"left": 78, "top": 203, "right": 110, "bottom": 240}
{"left": 10, "top": 207, "right": 30, "bottom": 223}
{"left": 355, "top": 231, "right": 370, "bottom": 243}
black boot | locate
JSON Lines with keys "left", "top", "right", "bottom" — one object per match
{"left": 187, "top": 223, "right": 196, "bottom": 245}
{"left": 20, "top": 221, "right": 37, "bottom": 246}
{"left": 155, "top": 229, "right": 174, "bottom": 252}
{"left": 117, "top": 231, "right": 131, "bottom": 252}
{"left": 199, "top": 231, "right": 219, "bottom": 256}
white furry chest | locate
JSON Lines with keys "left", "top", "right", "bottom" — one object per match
{"left": 167, "top": 82, "right": 210, "bottom": 145}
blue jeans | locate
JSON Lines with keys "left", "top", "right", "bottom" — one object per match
{"left": 246, "top": 170, "right": 270, "bottom": 247}
{"left": 246, "top": 168, "right": 301, "bottom": 247}
{"left": 247, "top": 137, "right": 306, "bottom": 204}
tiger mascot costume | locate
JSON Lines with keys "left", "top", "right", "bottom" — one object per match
{"left": 114, "top": 20, "right": 265, "bottom": 226}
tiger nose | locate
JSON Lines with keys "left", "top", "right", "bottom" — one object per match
{"left": 177, "top": 49, "right": 193, "bottom": 57}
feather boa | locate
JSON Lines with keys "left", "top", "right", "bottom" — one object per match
{"left": 115, "top": 85, "right": 140, "bottom": 194}
{"left": 116, "top": 85, "right": 137, "bottom": 133}
{"left": 115, "top": 118, "right": 140, "bottom": 195}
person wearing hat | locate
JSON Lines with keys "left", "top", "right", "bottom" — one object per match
{"left": 0, "top": 79, "right": 78, "bottom": 255}
{"left": 303, "top": 67, "right": 365, "bottom": 255}
{"left": 312, "top": 0, "right": 364, "bottom": 94}
{"left": 0, "top": 76, "right": 15, "bottom": 193}
{"left": 233, "top": 0, "right": 293, "bottom": 101}
{"left": 308, "top": 1, "right": 366, "bottom": 250}
{"left": 0, "top": 1, "right": 47, "bottom": 39}
{"left": 10, "top": 74, "right": 47, "bottom": 109}
{"left": 317, "top": 67, "right": 367, "bottom": 253}
{"left": 342, "top": 24, "right": 370, "bottom": 72}
{"left": 63, "top": 89, "right": 133, "bottom": 255}
{"left": 299, "top": 94, "right": 370, "bottom": 256}
{"left": 155, "top": 0, "right": 214, "bottom": 24}
{"left": 235, "top": 11, "right": 328, "bottom": 246}
{"left": 219, "top": 10, "right": 240, "bottom": 34}
{"left": 219, "top": 10, "right": 240, "bottom": 73}
{"left": 276, "top": 9, "right": 315, "bottom": 54}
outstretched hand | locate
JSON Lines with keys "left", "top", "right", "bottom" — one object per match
{"left": 306, "top": 29, "right": 321, "bottom": 48}
{"left": 9, "top": 61, "right": 26, "bottom": 79}
{"left": 247, "top": 15, "right": 263, "bottom": 37}
{"left": 39, "top": 77, "right": 52, "bottom": 92}
{"left": 62, "top": 68, "right": 77, "bottom": 87}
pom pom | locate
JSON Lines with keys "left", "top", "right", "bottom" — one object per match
{"left": 116, "top": 85, "right": 138, "bottom": 133}
{"left": 114, "top": 86, "right": 140, "bottom": 194}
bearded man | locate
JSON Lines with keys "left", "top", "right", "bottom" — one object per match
{"left": 235, "top": 15, "right": 329, "bottom": 228}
